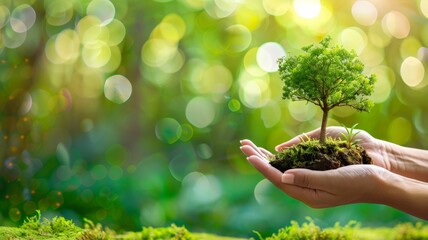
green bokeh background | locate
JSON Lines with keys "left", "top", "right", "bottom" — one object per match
{"left": 1, "top": 0, "right": 427, "bottom": 237}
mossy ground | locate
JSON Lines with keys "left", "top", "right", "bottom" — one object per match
{"left": 1, "top": 212, "right": 428, "bottom": 240}
{"left": 270, "top": 137, "right": 372, "bottom": 172}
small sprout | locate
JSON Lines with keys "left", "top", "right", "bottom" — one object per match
{"left": 299, "top": 133, "right": 311, "bottom": 142}
{"left": 340, "top": 123, "right": 361, "bottom": 148}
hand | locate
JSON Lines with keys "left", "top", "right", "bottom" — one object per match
{"left": 240, "top": 139, "right": 393, "bottom": 208}
{"left": 275, "top": 127, "right": 390, "bottom": 170}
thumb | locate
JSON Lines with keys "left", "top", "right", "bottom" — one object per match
{"left": 275, "top": 129, "right": 321, "bottom": 151}
{"left": 281, "top": 169, "right": 333, "bottom": 190}
{"left": 275, "top": 136, "right": 301, "bottom": 151}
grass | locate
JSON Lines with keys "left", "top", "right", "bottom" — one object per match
{"left": 260, "top": 218, "right": 428, "bottom": 240}
{"left": 1, "top": 212, "right": 427, "bottom": 239}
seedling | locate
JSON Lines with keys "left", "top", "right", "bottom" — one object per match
{"left": 298, "top": 133, "right": 312, "bottom": 143}
{"left": 341, "top": 123, "right": 361, "bottom": 148}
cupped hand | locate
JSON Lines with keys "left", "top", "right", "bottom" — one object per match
{"left": 240, "top": 139, "right": 393, "bottom": 208}
{"left": 275, "top": 127, "right": 391, "bottom": 170}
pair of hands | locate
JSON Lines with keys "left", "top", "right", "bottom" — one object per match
{"left": 240, "top": 127, "right": 397, "bottom": 208}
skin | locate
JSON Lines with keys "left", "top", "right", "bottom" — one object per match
{"left": 240, "top": 127, "right": 428, "bottom": 220}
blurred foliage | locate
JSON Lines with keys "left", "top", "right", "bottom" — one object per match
{"left": 0, "top": 0, "right": 427, "bottom": 238}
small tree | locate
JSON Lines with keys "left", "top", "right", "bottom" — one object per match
{"left": 278, "top": 36, "right": 376, "bottom": 144}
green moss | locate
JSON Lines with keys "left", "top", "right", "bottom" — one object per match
{"left": 1, "top": 212, "right": 428, "bottom": 240}
{"left": 270, "top": 137, "right": 372, "bottom": 172}
{"left": 139, "top": 224, "right": 194, "bottom": 240}
{"left": 258, "top": 218, "right": 428, "bottom": 240}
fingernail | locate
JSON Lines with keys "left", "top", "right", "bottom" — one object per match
{"left": 281, "top": 173, "right": 294, "bottom": 184}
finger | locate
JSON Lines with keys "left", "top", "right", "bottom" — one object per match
{"left": 247, "top": 156, "right": 282, "bottom": 185}
{"left": 240, "top": 145, "right": 264, "bottom": 159}
{"left": 275, "top": 135, "right": 301, "bottom": 151}
{"left": 259, "top": 147, "right": 274, "bottom": 158}
{"left": 282, "top": 168, "right": 336, "bottom": 193}
{"left": 247, "top": 156, "right": 338, "bottom": 207}
{"left": 240, "top": 139, "right": 268, "bottom": 159}
{"left": 275, "top": 129, "right": 322, "bottom": 151}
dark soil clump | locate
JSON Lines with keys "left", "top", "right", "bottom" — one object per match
{"left": 270, "top": 138, "right": 372, "bottom": 172}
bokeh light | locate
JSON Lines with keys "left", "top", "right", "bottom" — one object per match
{"left": 105, "top": 19, "right": 126, "bottom": 46}
{"left": 3, "top": 24, "right": 26, "bottom": 48}
{"left": 82, "top": 41, "right": 111, "bottom": 68}
{"left": 45, "top": 0, "right": 74, "bottom": 26}
{"left": 189, "top": 63, "right": 233, "bottom": 95}
{"left": 370, "top": 65, "right": 394, "bottom": 103}
{"left": 339, "top": 27, "right": 367, "bottom": 55}
{"left": 400, "top": 57, "right": 425, "bottom": 88}
{"left": 180, "top": 172, "right": 222, "bottom": 206}
{"left": 256, "top": 42, "right": 286, "bottom": 72}
{"left": 351, "top": 0, "right": 377, "bottom": 26}
{"left": 388, "top": 117, "right": 412, "bottom": 145}
{"left": 185, "top": 97, "right": 216, "bottom": 128}
{"left": 263, "top": 0, "right": 290, "bottom": 16}
{"left": 288, "top": 101, "right": 318, "bottom": 122}
{"left": 87, "top": 0, "right": 116, "bottom": 25}
{"left": 205, "top": 0, "right": 239, "bottom": 19}
{"left": 400, "top": 37, "right": 421, "bottom": 59}
{"left": 104, "top": 75, "right": 132, "bottom": 104}
{"left": 239, "top": 76, "right": 271, "bottom": 109}
{"left": 225, "top": 24, "right": 252, "bottom": 52}
{"left": 141, "top": 39, "right": 177, "bottom": 68}
{"left": 420, "top": 0, "right": 428, "bottom": 18}
{"left": 55, "top": 29, "right": 80, "bottom": 63}
{"left": 10, "top": 4, "right": 36, "bottom": 33}
{"left": 261, "top": 101, "right": 281, "bottom": 128}
{"left": 382, "top": 11, "right": 410, "bottom": 39}
{"left": 169, "top": 150, "right": 199, "bottom": 181}
{"left": 0, "top": 6, "right": 10, "bottom": 29}
{"left": 293, "top": 0, "right": 321, "bottom": 19}
{"left": 155, "top": 118, "right": 182, "bottom": 144}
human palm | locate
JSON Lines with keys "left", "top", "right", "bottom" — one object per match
{"left": 241, "top": 127, "right": 428, "bottom": 216}
{"left": 275, "top": 127, "right": 390, "bottom": 170}
{"left": 239, "top": 127, "right": 396, "bottom": 207}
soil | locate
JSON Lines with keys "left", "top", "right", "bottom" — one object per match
{"left": 269, "top": 138, "right": 372, "bottom": 172}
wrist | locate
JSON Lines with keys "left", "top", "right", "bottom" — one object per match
{"left": 365, "top": 168, "right": 396, "bottom": 204}
{"left": 379, "top": 172, "right": 428, "bottom": 220}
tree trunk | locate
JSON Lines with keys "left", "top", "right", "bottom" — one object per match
{"left": 320, "top": 109, "right": 329, "bottom": 144}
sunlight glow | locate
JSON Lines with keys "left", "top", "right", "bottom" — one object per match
{"left": 256, "top": 42, "right": 286, "bottom": 72}
{"left": 87, "top": 0, "right": 116, "bottom": 25}
{"left": 189, "top": 63, "right": 233, "bottom": 95}
{"left": 186, "top": 97, "right": 216, "bottom": 128}
{"left": 263, "top": 0, "right": 290, "bottom": 16}
{"left": 371, "top": 66, "right": 394, "bottom": 103}
{"left": 352, "top": 0, "right": 377, "bottom": 26}
{"left": 421, "top": 0, "right": 428, "bottom": 18}
{"left": 10, "top": 4, "right": 36, "bottom": 33}
{"left": 293, "top": 0, "right": 321, "bottom": 19}
{"left": 382, "top": 11, "right": 410, "bottom": 39}
{"left": 104, "top": 75, "right": 132, "bottom": 104}
{"left": 339, "top": 27, "right": 367, "bottom": 55}
{"left": 239, "top": 78, "right": 270, "bottom": 109}
{"left": 46, "top": 0, "right": 74, "bottom": 26}
{"left": 400, "top": 57, "right": 425, "bottom": 88}
{"left": 0, "top": 6, "right": 10, "bottom": 29}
